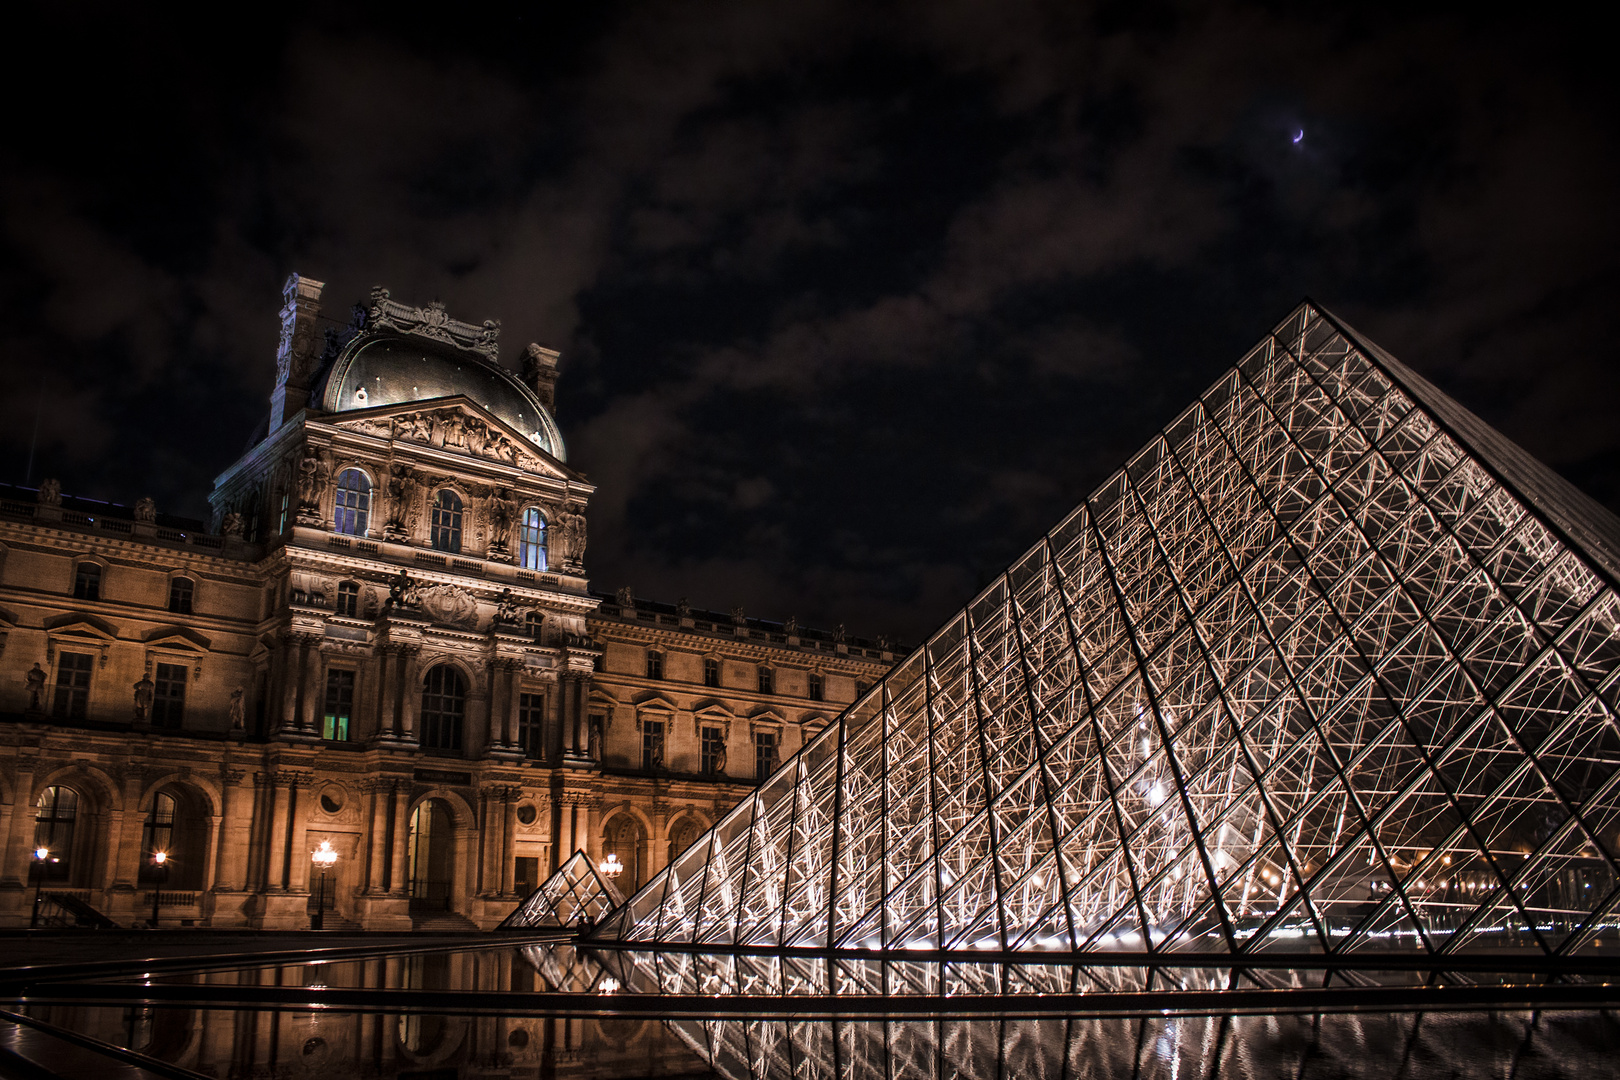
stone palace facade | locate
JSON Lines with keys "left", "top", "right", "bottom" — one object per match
{"left": 0, "top": 276, "right": 898, "bottom": 929}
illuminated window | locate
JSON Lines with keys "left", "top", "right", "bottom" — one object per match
{"left": 519, "top": 507, "right": 546, "bottom": 571}
{"left": 430, "top": 490, "right": 463, "bottom": 553}
{"left": 333, "top": 469, "right": 371, "bottom": 536}
{"left": 323, "top": 669, "right": 355, "bottom": 741}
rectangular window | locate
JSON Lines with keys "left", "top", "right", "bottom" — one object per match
{"left": 168, "top": 577, "right": 193, "bottom": 614}
{"left": 701, "top": 727, "right": 726, "bottom": 777}
{"left": 645, "top": 651, "right": 663, "bottom": 680}
{"left": 152, "top": 663, "right": 187, "bottom": 728}
{"left": 808, "top": 672, "right": 823, "bottom": 701}
{"left": 74, "top": 563, "right": 101, "bottom": 601}
{"left": 323, "top": 669, "right": 355, "bottom": 741}
{"left": 704, "top": 657, "right": 720, "bottom": 687}
{"left": 757, "top": 667, "right": 773, "bottom": 694}
{"left": 755, "top": 730, "right": 778, "bottom": 780}
{"left": 642, "top": 720, "right": 665, "bottom": 771}
{"left": 515, "top": 856, "right": 540, "bottom": 898}
{"left": 518, "top": 692, "right": 546, "bottom": 760}
{"left": 52, "top": 653, "right": 94, "bottom": 720}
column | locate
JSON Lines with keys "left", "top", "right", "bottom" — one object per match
{"left": 483, "top": 661, "right": 503, "bottom": 754}
{"left": 500, "top": 792, "right": 517, "bottom": 897}
{"left": 374, "top": 647, "right": 397, "bottom": 741}
{"left": 398, "top": 648, "right": 421, "bottom": 743}
{"left": 584, "top": 799, "right": 602, "bottom": 863}
{"left": 388, "top": 783, "right": 410, "bottom": 895}
{"left": 213, "top": 769, "right": 250, "bottom": 891}
{"left": 299, "top": 641, "right": 323, "bottom": 733}
{"left": 503, "top": 664, "right": 522, "bottom": 749}
{"left": 286, "top": 779, "right": 312, "bottom": 893}
{"left": 554, "top": 799, "right": 573, "bottom": 864}
{"left": 264, "top": 775, "right": 291, "bottom": 891}
{"left": 365, "top": 781, "right": 389, "bottom": 892}
{"left": 278, "top": 645, "right": 299, "bottom": 733}
{"left": 2, "top": 762, "right": 36, "bottom": 887}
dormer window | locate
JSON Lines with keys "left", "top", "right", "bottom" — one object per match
{"left": 74, "top": 563, "right": 101, "bottom": 601}
{"left": 431, "top": 490, "right": 463, "bottom": 553}
{"left": 333, "top": 468, "right": 371, "bottom": 536}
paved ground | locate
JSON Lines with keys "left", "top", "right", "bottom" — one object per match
{"left": 0, "top": 929, "right": 500, "bottom": 976}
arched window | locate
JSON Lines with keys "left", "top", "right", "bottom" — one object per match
{"left": 420, "top": 665, "right": 466, "bottom": 752}
{"left": 74, "top": 562, "right": 101, "bottom": 601}
{"left": 139, "top": 791, "right": 176, "bottom": 883}
{"left": 430, "top": 491, "right": 462, "bottom": 553}
{"left": 668, "top": 816, "right": 702, "bottom": 864}
{"left": 34, "top": 786, "right": 79, "bottom": 882}
{"left": 336, "top": 581, "right": 360, "bottom": 617}
{"left": 168, "top": 577, "right": 194, "bottom": 614}
{"left": 333, "top": 468, "right": 371, "bottom": 536}
{"left": 518, "top": 507, "right": 546, "bottom": 571}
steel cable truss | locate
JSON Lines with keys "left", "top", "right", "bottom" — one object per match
{"left": 592, "top": 302, "right": 1620, "bottom": 959}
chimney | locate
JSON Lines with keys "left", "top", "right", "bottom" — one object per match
{"left": 269, "top": 273, "right": 325, "bottom": 430}
{"left": 522, "top": 343, "right": 561, "bottom": 414}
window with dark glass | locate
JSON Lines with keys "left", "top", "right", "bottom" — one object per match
{"left": 755, "top": 730, "right": 779, "bottom": 779}
{"left": 420, "top": 664, "right": 466, "bottom": 752}
{"left": 52, "top": 652, "right": 94, "bottom": 720}
{"left": 430, "top": 490, "right": 463, "bottom": 553}
{"left": 336, "top": 581, "right": 360, "bottom": 617}
{"left": 641, "top": 720, "right": 665, "bottom": 771}
{"left": 757, "top": 667, "right": 773, "bottom": 694}
{"left": 519, "top": 507, "right": 546, "bottom": 571}
{"left": 74, "top": 563, "right": 101, "bottom": 601}
{"left": 138, "top": 791, "right": 175, "bottom": 883}
{"left": 333, "top": 468, "right": 371, "bottom": 536}
{"left": 524, "top": 611, "right": 544, "bottom": 642}
{"left": 518, "top": 692, "right": 546, "bottom": 760}
{"left": 646, "top": 651, "right": 663, "bottom": 680}
{"left": 808, "top": 672, "right": 823, "bottom": 701}
{"left": 704, "top": 657, "right": 720, "bottom": 687}
{"left": 701, "top": 727, "right": 726, "bottom": 776}
{"left": 277, "top": 490, "right": 289, "bottom": 534}
{"left": 34, "top": 786, "right": 78, "bottom": 882}
{"left": 167, "top": 577, "right": 194, "bottom": 614}
{"left": 323, "top": 669, "right": 355, "bottom": 741}
{"left": 152, "top": 663, "right": 187, "bottom": 728}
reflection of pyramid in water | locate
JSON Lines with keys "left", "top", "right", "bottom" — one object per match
{"left": 500, "top": 851, "right": 626, "bottom": 929}
{"left": 595, "top": 302, "right": 1620, "bottom": 956}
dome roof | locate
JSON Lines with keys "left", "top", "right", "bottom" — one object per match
{"left": 318, "top": 337, "right": 565, "bottom": 460}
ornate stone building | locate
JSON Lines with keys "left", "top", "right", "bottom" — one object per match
{"left": 0, "top": 275, "right": 899, "bottom": 929}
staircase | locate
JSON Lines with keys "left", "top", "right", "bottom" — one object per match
{"left": 315, "top": 911, "right": 364, "bottom": 932}
{"left": 411, "top": 910, "right": 480, "bottom": 931}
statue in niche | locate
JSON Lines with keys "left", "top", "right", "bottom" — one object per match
{"left": 133, "top": 673, "right": 155, "bottom": 722}
{"left": 296, "top": 450, "right": 328, "bottom": 508}
{"left": 134, "top": 497, "right": 156, "bottom": 523}
{"left": 24, "top": 663, "right": 46, "bottom": 711}
{"left": 221, "top": 511, "right": 244, "bottom": 538}
{"left": 36, "top": 478, "right": 61, "bottom": 506}
{"left": 712, "top": 741, "right": 727, "bottom": 777}
{"left": 558, "top": 509, "right": 586, "bottom": 567}
{"left": 229, "top": 687, "right": 245, "bottom": 730}
{"left": 487, "top": 489, "right": 515, "bottom": 532}
{"left": 588, "top": 716, "right": 603, "bottom": 761}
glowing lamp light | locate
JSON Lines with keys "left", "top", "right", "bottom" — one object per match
{"left": 33, "top": 847, "right": 49, "bottom": 862}
{"left": 312, "top": 840, "right": 338, "bottom": 869}
{"left": 599, "top": 853, "right": 624, "bottom": 879}
{"left": 152, "top": 850, "right": 168, "bottom": 867}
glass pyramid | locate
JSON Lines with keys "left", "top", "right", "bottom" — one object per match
{"left": 595, "top": 302, "right": 1620, "bottom": 957}
{"left": 500, "top": 850, "right": 627, "bottom": 930}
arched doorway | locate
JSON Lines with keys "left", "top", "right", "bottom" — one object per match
{"left": 668, "top": 815, "right": 704, "bottom": 865}
{"left": 602, "top": 814, "right": 648, "bottom": 890}
{"left": 407, "top": 800, "right": 455, "bottom": 912}
{"left": 33, "top": 786, "right": 83, "bottom": 885}
{"left": 138, "top": 785, "right": 210, "bottom": 890}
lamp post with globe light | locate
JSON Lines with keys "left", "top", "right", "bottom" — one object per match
{"left": 29, "top": 847, "right": 51, "bottom": 928}
{"left": 150, "top": 850, "right": 168, "bottom": 927}
{"left": 311, "top": 841, "right": 338, "bottom": 930}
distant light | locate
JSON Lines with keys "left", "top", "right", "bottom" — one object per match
{"left": 1293, "top": 130, "right": 1304, "bottom": 144}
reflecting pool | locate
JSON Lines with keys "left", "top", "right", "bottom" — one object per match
{"left": 6, "top": 941, "right": 1617, "bottom": 1079}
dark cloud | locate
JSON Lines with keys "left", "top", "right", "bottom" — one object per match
{"left": 3, "top": 2, "right": 1614, "bottom": 642}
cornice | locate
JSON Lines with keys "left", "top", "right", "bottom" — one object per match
{"left": 588, "top": 615, "right": 894, "bottom": 671}
{"left": 0, "top": 521, "right": 260, "bottom": 575}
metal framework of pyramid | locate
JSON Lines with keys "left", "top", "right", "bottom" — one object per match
{"left": 500, "top": 851, "right": 627, "bottom": 929}
{"left": 595, "top": 302, "right": 1620, "bottom": 958}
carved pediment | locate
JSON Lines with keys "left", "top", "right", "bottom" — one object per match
{"left": 329, "top": 397, "right": 574, "bottom": 480}
{"left": 632, "top": 690, "right": 679, "bottom": 712}
{"left": 43, "top": 612, "right": 118, "bottom": 640}
{"left": 142, "top": 625, "right": 211, "bottom": 652}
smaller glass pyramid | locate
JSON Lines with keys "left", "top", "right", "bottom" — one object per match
{"left": 499, "top": 851, "right": 627, "bottom": 930}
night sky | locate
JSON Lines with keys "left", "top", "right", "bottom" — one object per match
{"left": 3, "top": 3, "right": 1615, "bottom": 645}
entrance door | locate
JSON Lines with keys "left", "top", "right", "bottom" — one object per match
{"left": 407, "top": 800, "right": 454, "bottom": 911}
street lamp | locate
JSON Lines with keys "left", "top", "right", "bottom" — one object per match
{"left": 29, "top": 847, "right": 50, "bottom": 929}
{"left": 150, "top": 851, "right": 168, "bottom": 928}
{"left": 598, "top": 853, "right": 623, "bottom": 880}
{"left": 311, "top": 841, "right": 338, "bottom": 930}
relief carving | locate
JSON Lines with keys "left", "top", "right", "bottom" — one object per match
{"left": 416, "top": 583, "right": 479, "bottom": 628}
